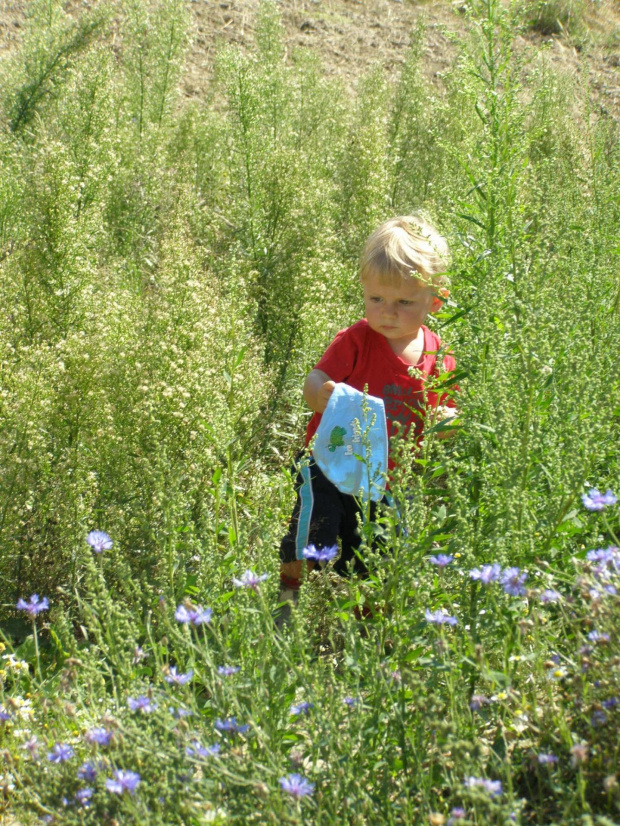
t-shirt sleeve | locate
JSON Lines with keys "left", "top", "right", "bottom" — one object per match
{"left": 427, "top": 331, "right": 458, "bottom": 408}
{"left": 314, "top": 325, "right": 362, "bottom": 383}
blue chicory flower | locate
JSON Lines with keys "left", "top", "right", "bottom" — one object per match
{"left": 469, "top": 695, "right": 490, "bottom": 711}
{"left": 16, "top": 594, "right": 49, "bottom": 616}
{"left": 186, "top": 741, "right": 221, "bottom": 758}
{"left": 75, "top": 788, "right": 93, "bottom": 806}
{"left": 214, "top": 717, "right": 250, "bottom": 734}
{"left": 232, "top": 570, "right": 269, "bottom": 591}
{"left": 78, "top": 762, "right": 98, "bottom": 782}
{"left": 279, "top": 773, "right": 315, "bottom": 797}
{"left": 169, "top": 706, "right": 194, "bottom": 718}
{"left": 464, "top": 776, "right": 502, "bottom": 795}
{"left": 303, "top": 544, "right": 338, "bottom": 562}
{"left": 500, "top": 567, "right": 527, "bottom": 597}
{"left": 127, "top": 695, "right": 158, "bottom": 713}
{"left": 582, "top": 489, "right": 617, "bottom": 511}
{"left": 85, "top": 727, "right": 112, "bottom": 746}
{"left": 425, "top": 609, "right": 458, "bottom": 626}
{"left": 591, "top": 710, "right": 608, "bottom": 727}
{"left": 105, "top": 769, "right": 141, "bottom": 795}
{"left": 470, "top": 564, "right": 502, "bottom": 585}
{"left": 343, "top": 696, "right": 359, "bottom": 707}
{"left": 290, "top": 702, "right": 314, "bottom": 716}
{"left": 538, "top": 753, "right": 558, "bottom": 764}
{"left": 217, "top": 665, "right": 240, "bottom": 676}
{"left": 86, "top": 531, "right": 113, "bottom": 554}
{"left": 588, "top": 630, "right": 611, "bottom": 644}
{"left": 429, "top": 554, "right": 454, "bottom": 567}
{"left": 539, "top": 589, "right": 562, "bottom": 604}
{"left": 174, "top": 603, "right": 212, "bottom": 626}
{"left": 587, "top": 547, "right": 618, "bottom": 566}
{"left": 47, "top": 743, "right": 74, "bottom": 763}
{"left": 164, "top": 666, "right": 193, "bottom": 685}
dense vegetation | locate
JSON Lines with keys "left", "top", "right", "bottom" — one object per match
{"left": 0, "top": 0, "right": 619, "bottom": 822}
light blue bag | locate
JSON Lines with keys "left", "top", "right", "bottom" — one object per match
{"left": 312, "top": 383, "right": 388, "bottom": 502}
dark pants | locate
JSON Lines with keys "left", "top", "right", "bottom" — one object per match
{"left": 279, "top": 456, "right": 384, "bottom": 577}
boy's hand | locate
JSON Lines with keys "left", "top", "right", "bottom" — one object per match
{"left": 303, "top": 370, "right": 336, "bottom": 413}
{"left": 317, "top": 380, "right": 336, "bottom": 413}
{"left": 434, "top": 405, "right": 460, "bottom": 439}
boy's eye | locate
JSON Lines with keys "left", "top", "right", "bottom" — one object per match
{"left": 369, "top": 296, "right": 383, "bottom": 303}
{"left": 399, "top": 300, "right": 413, "bottom": 306}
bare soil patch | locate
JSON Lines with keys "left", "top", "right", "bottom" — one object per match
{"left": 1, "top": 0, "right": 620, "bottom": 116}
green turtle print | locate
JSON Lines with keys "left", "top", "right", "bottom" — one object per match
{"left": 327, "top": 425, "right": 347, "bottom": 452}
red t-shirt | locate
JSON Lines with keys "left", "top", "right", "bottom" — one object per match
{"left": 306, "top": 320, "right": 456, "bottom": 454}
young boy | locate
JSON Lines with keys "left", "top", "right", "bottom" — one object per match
{"left": 278, "top": 215, "right": 457, "bottom": 613}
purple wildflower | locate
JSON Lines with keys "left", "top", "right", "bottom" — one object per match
{"left": 470, "top": 563, "right": 502, "bottom": 584}
{"left": 588, "top": 630, "right": 611, "bottom": 644}
{"left": 540, "top": 589, "right": 562, "bottom": 604}
{"left": 169, "top": 706, "right": 193, "bottom": 718}
{"left": 232, "top": 570, "right": 269, "bottom": 591}
{"left": 587, "top": 547, "right": 618, "bottom": 566}
{"left": 16, "top": 594, "right": 49, "bottom": 616}
{"left": 582, "top": 489, "right": 617, "bottom": 511}
{"left": 500, "top": 567, "right": 527, "bottom": 596}
{"left": 105, "top": 770, "right": 141, "bottom": 795}
{"left": 214, "top": 717, "right": 250, "bottom": 734}
{"left": 303, "top": 544, "right": 338, "bottom": 563}
{"left": 21, "top": 736, "right": 39, "bottom": 757}
{"left": 469, "top": 694, "right": 490, "bottom": 711}
{"left": 86, "top": 530, "right": 113, "bottom": 554}
{"left": 75, "top": 788, "right": 93, "bottom": 806}
{"left": 602, "top": 697, "right": 619, "bottom": 710}
{"left": 217, "top": 665, "right": 240, "bottom": 676}
{"left": 538, "top": 753, "right": 558, "bottom": 764}
{"left": 425, "top": 609, "right": 458, "bottom": 626}
{"left": 448, "top": 809, "right": 466, "bottom": 824}
{"left": 290, "top": 702, "right": 314, "bottom": 716}
{"left": 164, "top": 666, "right": 193, "bottom": 685}
{"left": 429, "top": 554, "right": 454, "bottom": 567}
{"left": 464, "top": 776, "right": 502, "bottom": 795}
{"left": 127, "top": 695, "right": 157, "bottom": 713}
{"left": 133, "top": 646, "right": 147, "bottom": 664}
{"left": 174, "top": 603, "right": 212, "bottom": 626}
{"left": 78, "top": 762, "right": 98, "bottom": 782}
{"left": 85, "top": 727, "right": 112, "bottom": 746}
{"left": 591, "top": 710, "right": 608, "bottom": 727}
{"left": 186, "top": 741, "right": 221, "bottom": 758}
{"left": 279, "top": 773, "right": 315, "bottom": 798}
{"left": 0, "top": 710, "right": 11, "bottom": 722}
{"left": 47, "top": 743, "right": 74, "bottom": 763}
{"left": 343, "top": 696, "right": 359, "bottom": 707}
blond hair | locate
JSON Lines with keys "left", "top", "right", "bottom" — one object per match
{"left": 360, "top": 215, "right": 450, "bottom": 285}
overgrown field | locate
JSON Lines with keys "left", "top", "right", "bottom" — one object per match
{"left": 1, "top": 0, "right": 620, "bottom": 823}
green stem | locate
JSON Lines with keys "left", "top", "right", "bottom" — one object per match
{"left": 33, "top": 620, "right": 41, "bottom": 682}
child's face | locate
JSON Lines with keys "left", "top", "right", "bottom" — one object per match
{"left": 362, "top": 272, "right": 443, "bottom": 345}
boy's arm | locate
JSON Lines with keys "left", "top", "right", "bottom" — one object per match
{"left": 303, "top": 369, "right": 336, "bottom": 413}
